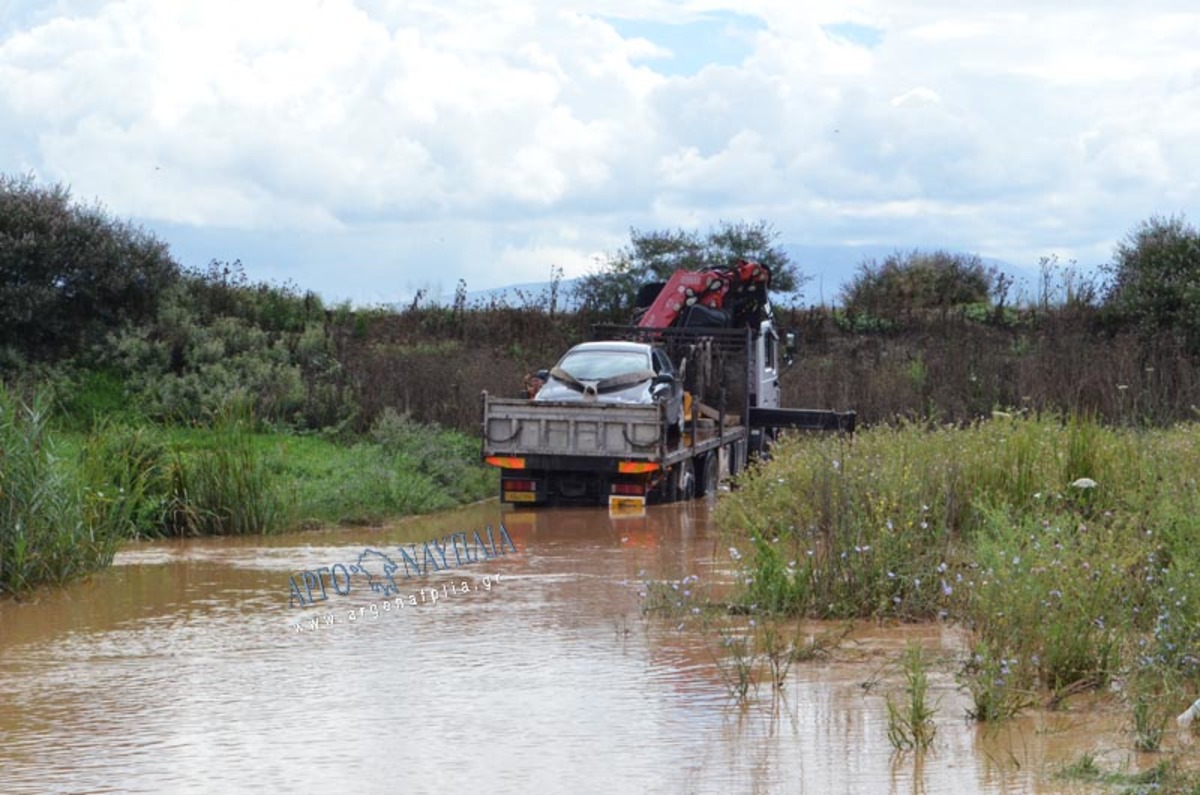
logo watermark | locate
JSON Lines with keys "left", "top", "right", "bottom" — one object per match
{"left": 287, "top": 523, "right": 519, "bottom": 608}
{"left": 291, "top": 574, "right": 507, "bottom": 633}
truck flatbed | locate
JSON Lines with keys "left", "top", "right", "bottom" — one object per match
{"left": 482, "top": 394, "right": 745, "bottom": 467}
{"left": 481, "top": 392, "right": 747, "bottom": 505}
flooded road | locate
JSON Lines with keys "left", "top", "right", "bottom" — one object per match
{"left": 0, "top": 502, "right": 1162, "bottom": 793}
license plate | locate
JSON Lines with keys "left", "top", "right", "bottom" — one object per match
{"left": 608, "top": 495, "right": 647, "bottom": 515}
{"left": 504, "top": 492, "right": 537, "bottom": 503}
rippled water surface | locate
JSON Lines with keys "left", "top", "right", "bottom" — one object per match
{"left": 0, "top": 501, "right": 1167, "bottom": 793}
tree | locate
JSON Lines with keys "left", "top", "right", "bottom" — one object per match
{"left": 840, "top": 249, "right": 995, "bottom": 321}
{"left": 0, "top": 174, "right": 181, "bottom": 361}
{"left": 573, "top": 220, "right": 804, "bottom": 315}
{"left": 1102, "top": 214, "right": 1200, "bottom": 348}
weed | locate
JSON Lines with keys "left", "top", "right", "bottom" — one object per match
{"left": 1130, "top": 666, "right": 1184, "bottom": 752}
{"left": 639, "top": 577, "right": 699, "bottom": 617}
{"left": 756, "top": 623, "right": 795, "bottom": 690}
{"left": 886, "top": 642, "right": 938, "bottom": 750}
{"left": 791, "top": 624, "right": 853, "bottom": 662}
{"left": 720, "top": 415, "right": 1200, "bottom": 737}
{"left": 1058, "top": 753, "right": 1101, "bottom": 782}
{"left": 1057, "top": 755, "right": 1193, "bottom": 793}
{"left": 962, "top": 642, "right": 1035, "bottom": 722}
{"left": 716, "top": 628, "right": 759, "bottom": 704}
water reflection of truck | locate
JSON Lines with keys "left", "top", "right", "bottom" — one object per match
{"left": 481, "top": 261, "right": 855, "bottom": 508}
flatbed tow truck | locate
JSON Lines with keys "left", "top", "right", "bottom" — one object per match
{"left": 481, "top": 261, "right": 855, "bottom": 508}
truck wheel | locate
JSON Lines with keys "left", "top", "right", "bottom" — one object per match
{"left": 665, "top": 459, "right": 695, "bottom": 503}
{"left": 695, "top": 452, "right": 718, "bottom": 498}
{"left": 681, "top": 458, "right": 700, "bottom": 501}
{"left": 750, "top": 429, "right": 776, "bottom": 461}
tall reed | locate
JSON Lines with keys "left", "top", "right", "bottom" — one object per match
{"left": 0, "top": 388, "right": 126, "bottom": 594}
{"left": 79, "top": 420, "right": 171, "bottom": 539}
{"left": 165, "top": 404, "right": 292, "bottom": 536}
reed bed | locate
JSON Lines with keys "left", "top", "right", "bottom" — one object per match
{"left": 0, "top": 388, "right": 125, "bottom": 595}
{"left": 717, "top": 415, "right": 1200, "bottom": 725}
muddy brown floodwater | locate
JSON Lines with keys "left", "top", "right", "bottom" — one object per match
{"left": 0, "top": 501, "right": 1175, "bottom": 794}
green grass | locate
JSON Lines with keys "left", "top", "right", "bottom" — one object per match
{"left": 3, "top": 393, "right": 497, "bottom": 594}
{"left": 87, "top": 411, "right": 498, "bottom": 536}
{"left": 717, "top": 414, "right": 1200, "bottom": 727}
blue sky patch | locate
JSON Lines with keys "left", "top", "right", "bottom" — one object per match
{"left": 607, "top": 12, "right": 765, "bottom": 76}
{"left": 822, "top": 22, "right": 884, "bottom": 49}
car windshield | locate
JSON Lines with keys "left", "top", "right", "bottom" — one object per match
{"left": 556, "top": 350, "right": 650, "bottom": 381}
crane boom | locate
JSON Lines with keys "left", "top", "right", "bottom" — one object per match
{"left": 635, "top": 259, "right": 773, "bottom": 330}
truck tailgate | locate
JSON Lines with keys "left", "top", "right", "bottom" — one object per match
{"left": 482, "top": 394, "right": 663, "bottom": 459}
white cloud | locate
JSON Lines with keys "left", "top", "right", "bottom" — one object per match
{"left": 496, "top": 242, "right": 601, "bottom": 281}
{"left": 889, "top": 87, "right": 940, "bottom": 108}
{"left": 2, "top": 0, "right": 1200, "bottom": 297}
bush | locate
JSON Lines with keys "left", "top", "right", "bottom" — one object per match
{"left": 0, "top": 174, "right": 179, "bottom": 361}
{"left": 369, "top": 408, "right": 494, "bottom": 503}
{"left": 841, "top": 249, "right": 996, "bottom": 321}
{"left": 275, "top": 409, "right": 496, "bottom": 525}
{"left": 102, "top": 282, "right": 350, "bottom": 429}
{"left": 1103, "top": 214, "right": 1200, "bottom": 350}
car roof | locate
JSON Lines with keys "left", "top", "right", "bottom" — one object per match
{"left": 564, "top": 341, "right": 654, "bottom": 354}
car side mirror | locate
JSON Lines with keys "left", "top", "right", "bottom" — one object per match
{"left": 535, "top": 369, "right": 550, "bottom": 381}
{"left": 783, "top": 330, "right": 797, "bottom": 368}
{"left": 653, "top": 372, "right": 675, "bottom": 386}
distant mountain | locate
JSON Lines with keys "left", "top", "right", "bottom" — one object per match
{"left": 445, "top": 278, "right": 585, "bottom": 310}
{"left": 782, "top": 244, "right": 898, "bottom": 305}
{"left": 447, "top": 244, "right": 1030, "bottom": 309}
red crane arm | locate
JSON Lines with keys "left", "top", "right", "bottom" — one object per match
{"left": 636, "top": 259, "right": 771, "bottom": 328}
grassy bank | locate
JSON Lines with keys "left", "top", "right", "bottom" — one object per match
{"left": 1, "top": 391, "right": 496, "bottom": 597}
{"left": 716, "top": 415, "right": 1200, "bottom": 735}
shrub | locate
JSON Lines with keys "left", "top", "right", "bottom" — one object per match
{"left": 103, "top": 286, "right": 346, "bottom": 428}
{"left": 0, "top": 174, "right": 179, "bottom": 361}
{"left": 841, "top": 249, "right": 996, "bottom": 321}
{"left": 369, "top": 407, "right": 494, "bottom": 503}
{"left": 1103, "top": 214, "right": 1200, "bottom": 350}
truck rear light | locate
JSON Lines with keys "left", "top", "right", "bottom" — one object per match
{"left": 503, "top": 479, "right": 537, "bottom": 492}
{"left": 486, "top": 456, "right": 526, "bottom": 469}
{"left": 617, "top": 461, "right": 660, "bottom": 474}
{"left": 612, "top": 483, "right": 646, "bottom": 496}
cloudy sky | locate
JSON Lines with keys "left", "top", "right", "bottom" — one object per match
{"left": 3, "top": 1, "right": 1198, "bottom": 304}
